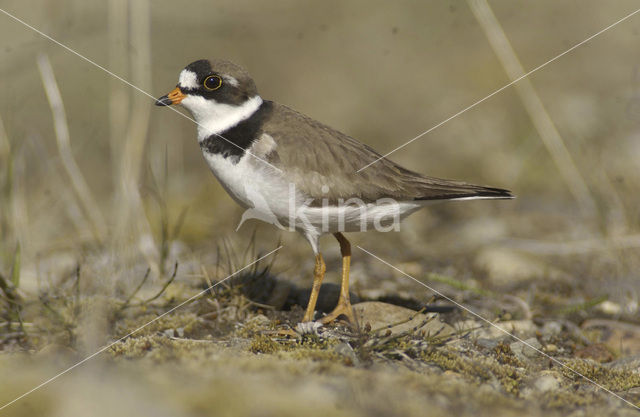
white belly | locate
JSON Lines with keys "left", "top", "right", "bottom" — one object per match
{"left": 202, "top": 151, "right": 293, "bottom": 217}
{"left": 200, "top": 135, "right": 427, "bottom": 253}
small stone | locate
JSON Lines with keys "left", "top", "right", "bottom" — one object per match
{"left": 475, "top": 248, "right": 570, "bottom": 287}
{"left": 597, "top": 300, "right": 622, "bottom": 315}
{"left": 544, "top": 344, "right": 558, "bottom": 353}
{"left": 470, "top": 320, "right": 538, "bottom": 340}
{"left": 245, "top": 314, "right": 271, "bottom": 327}
{"left": 476, "top": 338, "right": 500, "bottom": 350}
{"left": 607, "top": 354, "right": 640, "bottom": 372}
{"left": 581, "top": 319, "right": 640, "bottom": 357}
{"left": 510, "top": 338, "right": 542, "bottom": 361}
{"left": 541, "top": 321, "right": 562, "bottom": 337}
{"left": 352, "top": 301, "right": 455, "bottom": 337}
{"left": 532, "top": 373, "right": 561, "bottom": 393}
{"left": 575, "top": 343, "right": 614, "bottom": 363}
{"left": 333, "top": 342, "right": 359, "bottom": 366}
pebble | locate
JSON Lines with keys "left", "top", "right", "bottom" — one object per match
{"left": 467, "top": 320, "right": 538, "bottom": 340}
{"left": 575, "top": 343, "right": 613, "bottom": 363}
{"left": 521, "top": 371, "right": 563, "bottom": 398}
{"left": 581, "top": 319, "right": 640, "bottom": 357}
{"left": 597, "top": 300, "right": 622, "bottom": 315}
{"left": 510, "top": 338, "right": 542, "bottom": 362}
{"left": 606, "top": 354, "right": 640, "bottom": 372}
{"left": 474, "top": 248, "right": 570, "bottom": 287}
{"left": 532, "top": 373, "right": 561, "bottom": 392}
{"left": 476, "top": 338, "right": 500, "bottom": 350}
{"left": 353, "top": 302, "right": 455, "bottom": 337}
{"left": 541, "top": 321, "right": 562, "bottom": 337}
{"left": 333, "top": 342, "right": 359, "bottom": 366}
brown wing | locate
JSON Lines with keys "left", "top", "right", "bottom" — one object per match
{"left": 262, "top": 102, "right": 512, "bottom": 202}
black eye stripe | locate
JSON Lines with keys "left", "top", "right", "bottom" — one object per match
{"left": 203, "top": 75, "right": 222, "bottom": 91}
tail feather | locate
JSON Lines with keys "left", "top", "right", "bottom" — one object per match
{"left": 411, "top": 178, "right": 514, "bottom": 201}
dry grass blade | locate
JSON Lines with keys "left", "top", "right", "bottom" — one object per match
{"left": 107, "top": 0, "right": 129, "bottom": 176}
{"left": 129, "top": 262, "right": 179, "bottom": 307}
{"left": 468, "top": 0, "right": 597, "bottom": 218}
{"left": 118, "top": 268, "right": 151, "bottom": 309}
{"left": 0, "top": 116, "right": 13, "bottom": 241}
{"left": 113, "top": 0, "right": 153, "bottom": 241}
{"left": 10, "top": 244, "right": 20, "bottom": 288}
{"left": 36, "top": 54, "right": 107, "bottom": 242}
{"left": 0, "top": 271, "right": 23, "bottom": 321}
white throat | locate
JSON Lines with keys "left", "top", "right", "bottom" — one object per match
{"left": 180, "top": 95, "right": 263, "bottom": 141}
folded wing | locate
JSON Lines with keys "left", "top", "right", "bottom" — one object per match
{"left": 262, "top": 102, "right": 513, "bottom": 203}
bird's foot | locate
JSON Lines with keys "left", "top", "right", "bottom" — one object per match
{"left": 318, "top": 299, "right": 357, "bottom": 326}
{"left": 296, "top": 321, "right": 324, "bottom": 335}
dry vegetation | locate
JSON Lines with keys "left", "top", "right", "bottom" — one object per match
{"left": 1, "top": 1, "right": 640, "bottom": 416}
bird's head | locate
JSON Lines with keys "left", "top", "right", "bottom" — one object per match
{"left": 155, "top": 59, "right": 261, "bottom": 129}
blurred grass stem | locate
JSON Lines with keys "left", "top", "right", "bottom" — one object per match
{"left": 469, "top": 0, "right": 597, "bottom": 219}
{"left": 37, "top": 54, "right": 107, "bottom": 242}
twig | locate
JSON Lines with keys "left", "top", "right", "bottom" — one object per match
{"left": 118, "top": 268, "right": 151, "bottom": 308}
{"left": 132, "top": 262, "right": 179, "bottom": 306}
{"left": 201, "top": 265, "right": 216, "bottom": 297}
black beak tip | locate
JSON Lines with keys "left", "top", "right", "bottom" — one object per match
{"left": 155, "top": 95, "right": 172, "bottom": 106}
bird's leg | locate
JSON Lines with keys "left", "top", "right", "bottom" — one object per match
{"left": 302, "top": 253, "right": 326, "bottom": 322}
{"left": 319, "top": 232, "right": 357, "bottom": 325}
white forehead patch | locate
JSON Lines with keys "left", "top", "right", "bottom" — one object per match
{"left": 178, "top": 70, "right": 198, "bottom": 90}
{"left": 223, "top": 75, "right": 239, "bottom": 87}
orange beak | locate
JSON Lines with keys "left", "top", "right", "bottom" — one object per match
{"left": 155, "top": 87, "right": 186, "bottom": 106}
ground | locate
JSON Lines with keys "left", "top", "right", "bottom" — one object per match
{"left": 1, "top": 237, "right": 640, "bottom": 416}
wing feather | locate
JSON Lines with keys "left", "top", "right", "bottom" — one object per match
{"left": 261, "top": 102, "right": 512, "bottom": 202}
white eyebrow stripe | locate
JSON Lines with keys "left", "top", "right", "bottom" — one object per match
{"left": 223, "top": 75, "right": 239, "bottom": 87}
{"left": 178, "top": 70, "right": 198, "bottom": 89}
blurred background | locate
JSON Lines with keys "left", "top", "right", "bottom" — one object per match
{"left": 1, "top": 0, "right": 640, "bottom": 415}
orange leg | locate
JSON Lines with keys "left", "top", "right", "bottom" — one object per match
{"left": 302, "top": 253, "right": 326, "bottom": 322}
{"left": 319, "top": 232, "right": 357, "bottom": 325}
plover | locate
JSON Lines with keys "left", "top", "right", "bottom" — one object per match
{"left": 156, "top": 59, "right": 513, "bottom": 324}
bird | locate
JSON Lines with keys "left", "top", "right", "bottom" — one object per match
{"left": 156, "top": 59, "right": 513, "bottom": 325}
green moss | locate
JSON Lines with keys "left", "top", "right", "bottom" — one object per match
{"left": 493, "top": 341, "right": 524, "bottom": 368}
{"left": 561, "top": 358, "right": 640, "bottom": 392}
{"left": 234, "top": 315, "right": 275, "bottom": 338}
{"left": 539, "top": 390, "right": 597, "bottom": 409}
{"left": 286, "top": 347, "right": 344, "bottom": 364}
{"left": 422, "top": 347, "right": 523, "bottom": 395}
{"left": 249, "top": 334, "right": 281, "bottom": 354}
{"left": 109, "top": 335, "right": 163, "bottom": 359}
{"left": 108, "top": 334, "right": 220, "bottom": 363}
{"left": 115, "top": 312, "right": 200, "bottom": 338}
{"left": 298, "top": 333, "right": 338, "bottom": 350}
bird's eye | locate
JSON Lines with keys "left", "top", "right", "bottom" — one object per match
{"left": 203, "top": 75, "right": 222, "bottom": 91}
